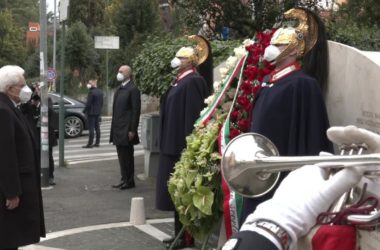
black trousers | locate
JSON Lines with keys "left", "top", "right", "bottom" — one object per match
{"left": 87, "top": 115, "right": 100, "bottom": 145}
{"left": 116, "top": 145, "right": 134, "bottom": 183}
{"left": 49, "top": 145, "right": 54, "bottom": 179}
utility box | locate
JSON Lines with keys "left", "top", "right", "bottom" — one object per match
{"left": 141, "top": 113, "right": 160, "bottom": 177}
{"left": 141, "top": 113, "right": 160, "bottom": 152}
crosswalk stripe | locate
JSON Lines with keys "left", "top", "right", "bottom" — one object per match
{"left": 53, "top": 118, "right": 145, "bottom": 165}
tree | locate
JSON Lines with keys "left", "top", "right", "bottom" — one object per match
{"left": 337, "top": 0, "right": 380, "bottom": 27}
{"left": 68, "top": 0, "right": 106, "bottom": 33}
{"left": 114, "top": 0, "right": 161, "bottom": 47}
{"left": 0, "top": 9, "right": 27, "bottom": 67}
{"left": 0, "top": 0, "right": 39, "bottom": 27}
{"left": 65, "top": 21, "right": 100, "bottom": 92}
{"left": 171, "top": 0, "right": 321, "bottom": 38}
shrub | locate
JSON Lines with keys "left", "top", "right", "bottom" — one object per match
{"left": 133, "top": 36, "right": 241, "bottom": 97}
{"left": 327, "top": 21, "right": 380, "bottom": 51}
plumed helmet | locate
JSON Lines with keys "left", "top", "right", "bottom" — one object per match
{"left": 174, "top": 35, "right": 210, "bottom": 66}
{"left": 175, "top": 47, "right": 195, "bottom": 58}
{"left": 270, "top": 8, "right": 319, "bottom": 63}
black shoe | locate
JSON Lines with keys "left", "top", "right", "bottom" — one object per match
{"left": 49, "top": 178, "right": 56, "bottom": 186}
{"left": 163, "top": 238, "right": 190, "bottom": 250}
{"left": 120, "top": 181, "right": 135, "bottom": 190}
{"left": 112, "top": 182, "right": 125, "bottom": 188}
{"left": 82, "top": 144, "right": 93, "bottom": 148}
{"left": 93, "top": 144, "right": 100, "bottom": 147}
{"left": 163, "top": 237, "right": 175, "bottom": 244}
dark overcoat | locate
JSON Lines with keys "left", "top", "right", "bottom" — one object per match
{"left": 240, "top": 70, "right": 333, "bottom": 223}
{"left": 0, "top": 93, "right": 45, "bottom": 248}
{"left": 110, "top": 81, "right": 141, "bottom": 146}
{"left": 156, "top": 72, "right": 209, "bottom": 210}
{"left": 84, "top": 87, "right": 104, "bottom": 116}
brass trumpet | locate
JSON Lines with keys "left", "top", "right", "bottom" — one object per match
{"left": 221, "top": 133, "right": 380, "bottom": 198}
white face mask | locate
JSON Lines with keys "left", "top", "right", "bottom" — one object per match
{"left": 170, "top": 57, "right": 182, "bottom": 69}
{"left": 19, "top": 85, "right": 33, "bottom": 104}
{"left": 116, "top": 72, "right": 125, "bottom": 82}
{"left": 86, "top": 83, "right": 92, "bottom": 89}
{"left": 263, "top": 45, "right": 281, "bottom": 65}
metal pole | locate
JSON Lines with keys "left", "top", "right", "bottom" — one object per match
{"left": 52, "top": 0, "right": 57, "bottom": 91}
{"left": 39, "top": 0, "right": 49, "bottom": 187}
{"left": 106, "top": 49, "right": 110, "bottom": 115}
{"left": 59, "top": 22, "right": 66, "bottom": 167}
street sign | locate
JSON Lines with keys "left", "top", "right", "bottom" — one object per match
{"left": 95, "top": 36, "right": 120, "bottom": 49}
{"left": 59, "top": 0, "right": 69, "bottom": 22}
{"left": 47, "top": 68, "right": 57, "bottom": 80}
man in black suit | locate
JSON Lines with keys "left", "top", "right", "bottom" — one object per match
{"left": 110, "top": 65, "right": 141, "bottom": 190}
{"left": 83, "top": 78, "right": 104, "bottom": 148}
{"left": 0, "top": 65, "right": 45, "bottom": 249}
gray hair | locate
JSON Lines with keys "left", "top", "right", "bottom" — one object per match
{"left": 0, "top": 65, "right": 25, "bottom": 93}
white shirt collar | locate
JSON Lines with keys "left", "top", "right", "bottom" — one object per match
{"left": 122, "top": 79, "right": 131, "bottom": 86}
{"left": 10, "top": 98, "right": 18, "bottom": 108}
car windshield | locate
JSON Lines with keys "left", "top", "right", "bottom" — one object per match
{"left": 49, "top": 93, "right": 84, "bottom": 106}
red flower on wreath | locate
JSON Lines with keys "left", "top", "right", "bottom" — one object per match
{"left": 230, "top": 128, "right": 240, "bottom": 139}
{"left": 230, "top": 110, "right": 241, "bottom": 121}
{"left": 241, "top": 80, "right": 253, "bottom": 95}
{"left": 237, "top": 95, "right": 250, "bottom": 107}
{"left": 243, "top": 65, "right": 258, "bottom": 81}
{"left": 229, "top": 30, "right": 276, "bottom": 140}
{"left": 238, "top": 119, "right": 251, "bottom": 132}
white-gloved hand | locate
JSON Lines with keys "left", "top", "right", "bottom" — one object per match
{"left": 327, "top": 125, "right": 380, "bottom": 153}
{"left": 240, "top": 165, "right": 363, "bottom": 250}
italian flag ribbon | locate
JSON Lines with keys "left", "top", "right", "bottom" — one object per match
{"left": 196, "top": 55, "right": 246, "bottom": 126}
{"left": 218, "top": 53, "right": 248, "bottom": 238}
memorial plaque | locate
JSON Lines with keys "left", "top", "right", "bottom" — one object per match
{"left": 326, "top": 41, "right": 380, "bottom": 248}
{"left": 326, "top": 41, "right": 380, "bottom": 134}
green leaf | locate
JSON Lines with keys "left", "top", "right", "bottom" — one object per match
{"left": 185, "top": 170, "right": 198, "bottom": 188}
{"left": 193, "top": 187, "right": 214, "bottom": 216}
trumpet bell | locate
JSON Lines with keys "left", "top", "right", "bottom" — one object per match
{"left": 221, "top": 133, "right": 281, "bottom": 198}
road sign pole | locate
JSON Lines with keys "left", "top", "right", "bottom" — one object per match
{"left": 59, "top": 22, "right": 66, "bottom": 168}
{"left": 106, "top": 49, "right": 109, "bottom": 114}
{"left": 58, "top": 0, "right": 69, "bottom": 168}
{"left": 40, "top": 0, "right": 49, "bottom": 187}
{"left": 94, "top": 36, "right": 119, "bottom": 116}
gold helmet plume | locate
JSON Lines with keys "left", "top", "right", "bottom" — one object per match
{"left": 270, "top": 8, "right": 318, "bottom": 62}
{"left": 174, "top": 35, "right": 210, "bottom": 66}
{"left": 188, "top": 35, "right": 209, "bottom": 66}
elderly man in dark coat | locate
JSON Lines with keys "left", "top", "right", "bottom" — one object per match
{"left": 110, "top": 65, "right": 141, "bottom": 190}
{"left": 0, "top": 65, "right": 45, "bottom": 249}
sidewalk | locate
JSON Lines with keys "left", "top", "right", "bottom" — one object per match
{"left": 22, "top": 153, "right": 219, "bottom": 250}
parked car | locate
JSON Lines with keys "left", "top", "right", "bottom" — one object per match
{"left": 48, "top": 92, "right": 88, "bottom": 138}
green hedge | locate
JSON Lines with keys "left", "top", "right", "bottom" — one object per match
{"left": 132, "top": 36, "right": 241, "bottom": 97}
{"left": 327, "top": 21, "right": 380, "bottom": 51}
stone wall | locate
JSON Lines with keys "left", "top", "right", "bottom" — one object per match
{"left": 326, "top": 41, "right": 380, "bottom": 134}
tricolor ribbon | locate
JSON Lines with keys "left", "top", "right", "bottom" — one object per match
{"left": 196, "top": 55, "right": 247, "bottom": 126}
{"left": 218, "top": 53, "right": 248, "bottom": 238}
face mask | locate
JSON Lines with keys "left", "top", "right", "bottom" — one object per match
{"left": 19, "top": 85, "right": 33, "bottom": 104}
{"left": 263, "top": 45, "right": 281, "bottom": 65}
{"left": 170, "top": 57, "right": 182, "bottom": 69}
{"left": 86, "top": 83, "right": 92, "bottom": 89}
{"left": 116, "top": 72, "right": 125, "bottom": 82}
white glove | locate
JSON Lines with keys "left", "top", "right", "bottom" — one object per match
{"left": 327, "top": 125, "right": 380, "bottom": 153}
{"left": 328, "top": 125, "right": 380, "bottom": 204}
{"left": 240, "top": 165, "right": 363, "bottom": 250}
